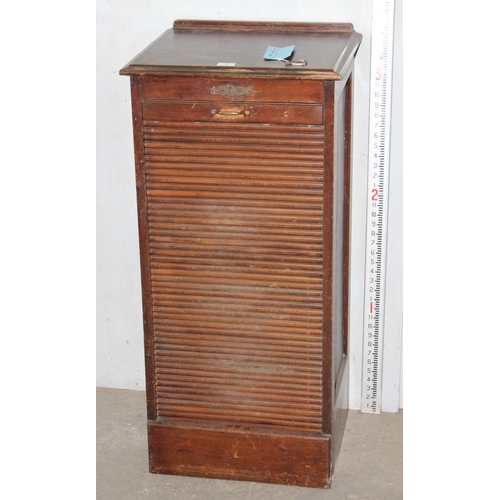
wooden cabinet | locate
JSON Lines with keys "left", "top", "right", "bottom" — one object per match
{"left": 120, "top": 20, "right": 362, "bottom": 489}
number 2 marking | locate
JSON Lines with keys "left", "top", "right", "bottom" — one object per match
{"left": 371, "top": 188, "right": 379, "bottom": 201}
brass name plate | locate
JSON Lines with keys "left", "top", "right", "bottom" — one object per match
{"left": 210, "top": 84, "right": 251, "bottom": 97}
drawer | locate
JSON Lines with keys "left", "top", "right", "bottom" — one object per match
{"left": 142, "top": 101, "right": 323, "bottom": 125}
{"left": 140, "top": 76, "right": 324, "bottom": 104}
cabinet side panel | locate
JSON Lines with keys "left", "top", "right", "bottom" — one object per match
{"left": 130, "top": 77, "right": 157, "bottom": 420}
{"left": 333, "top": 83, "right": 346, "bottom": 379}
{"left": 331, "top": 69, "right": 353, "bottom": 469}
{"left": 342, "top": 73, "right": 353, "bottom": 359}
{"left": 322, "top": 81, "right": 334, "bottom": 434}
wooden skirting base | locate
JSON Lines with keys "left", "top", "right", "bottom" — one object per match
{"left": 148, "top": 420, "right": 332, "bottom": 488}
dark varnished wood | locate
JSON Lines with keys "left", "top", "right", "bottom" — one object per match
{"left": 140, "top": 76, "right": 324, "bottom": 103}
{"left": 130, "top": 77, "right": 157, "bottom": 421}
{"left": 342, "top": 70, "right": 354, "bottom": 357}
{"left": 143, "top": 100, "right": 324, "bottom": 125}
{"left": 322, "top": 80, "right": 335, "bottom": 436}
{"left": 146, "top": 116, "right": 325, "bottom": 439}
{"left": 148, "top": 420, "right": 330, "bottom": 488}
{"left": 119, "top": 20, "right": 362, "bottom": 80}
{"left": 172, "top": 20, "right": 355, "bottom": 33}
{"left": 121, "top": 20, "right": 361, "bottom": 488}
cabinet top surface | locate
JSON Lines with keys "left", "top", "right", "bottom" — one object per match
{"left": 119, "top": 20, "right": 362, "bottom": 80}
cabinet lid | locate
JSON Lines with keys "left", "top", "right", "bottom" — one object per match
{"left": 119, "top": 20, "right": 362, "bottom": 80}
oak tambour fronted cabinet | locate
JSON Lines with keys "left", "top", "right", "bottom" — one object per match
{"left": 120, "top": 20, "right": 362, "bottom": 488}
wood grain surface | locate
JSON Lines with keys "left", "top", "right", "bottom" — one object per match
{"left": 148, "top": 421, "right": 331, "bottom": 488}
{"left": 123, "top": 20, "right": 362, "bottom": 488}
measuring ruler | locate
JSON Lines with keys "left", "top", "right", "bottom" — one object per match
{"left": 361, "top": 0, "right": 396, "bottom": 414}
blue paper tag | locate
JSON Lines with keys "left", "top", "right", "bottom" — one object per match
{"left": 263, "top": 45, "right": 295, "bottom": 61}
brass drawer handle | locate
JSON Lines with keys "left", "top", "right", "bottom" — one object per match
{"left": 211, "top": 109, "right": 251, "bottom": 116}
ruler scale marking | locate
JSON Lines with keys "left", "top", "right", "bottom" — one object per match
{"left": 361, "top": 0, "right": 395, "bottom": 414}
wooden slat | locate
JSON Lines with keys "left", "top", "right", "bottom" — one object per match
{"left": 154, "top": 333, "right": 323, "bottom": 350}
{"left": 151, "top": 280, "right": 323, "bottom": 300}
{"left": 145, "top": 118, "right": 325, "bottom": 432}
{"left": 156, "top": 384, "right": 321, "bottom": 404}
{"left": 155, "top": 362, "right": 323, "bottom": 380}
{"left": 154, "top": 324, "right": 323, "bottom": 343}
{"left": 147, "top": 196, "right": 324, "bottom": 211}
{"left": 145, "top": 155, "right": 323, "bottom": 169}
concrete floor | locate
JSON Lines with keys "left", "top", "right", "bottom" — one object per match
{"left": 97, "top": 388, "right": 402, "bottom": 500}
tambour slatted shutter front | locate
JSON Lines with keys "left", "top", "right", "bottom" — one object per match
{"left": 120, "top": 20, "right": 362, "bottom": 489}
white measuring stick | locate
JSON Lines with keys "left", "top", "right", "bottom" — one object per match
{"left": 361, "top": 0, "right": 396, "bottom": 414}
